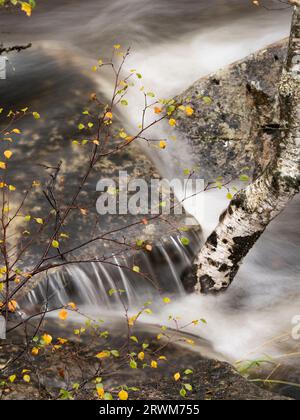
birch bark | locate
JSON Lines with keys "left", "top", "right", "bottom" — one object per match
{"left": 195, "top": 5, "right": 300, "bottom": 294}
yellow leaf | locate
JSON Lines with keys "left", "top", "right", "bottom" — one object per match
{"left": 138, "top": 352, "right": 145, "bottom": 361}
{"left": 174, "top": 372, "right": 181, "bottom": 381}
{"left": 21, "top": 2, "right": 32, "bottom": 17}
{"left": 9, "top": 375, "right": 16, "bottom": 383}
{"left": 96, "top": 351, "right": 110, "bottom": 359}
{"left": 8, "top": 300, "right": 17, "bottom": 313}
{"left": 31, "top": 347, "right": 39, "bottom": 356}
{"left": 0, "top": 162, "right": 7, "bottom": 170}
{"left": 118, "top": 390, "right": 129, "bottom": 400}
{"left": 57, "top": 338, "right": 68, "bottom": 345}
{"left": 169, "top": 119, "right": 176, "bottom": 127}
{"left": 68, "top": 302, "right": 77, "bottom": 310}
{"left": 97, "top": 386, "right": 105, "bottom": 399}
{"left": 11, "top": 129, "right": 21, "bottom": 134}
{"left": 105, "top": 112, "right": 113, "bottom": 120}
{"left": 128, "top": 315, "right": 137, "bottom": 326}
{"left": 32, "top": 112, "right": 41, "bottom": 120}
{"left": 158, "top": 356, "right": 167, "bottom": 361}
{"left": 4, "top": 150, "right": 12, "bottom": 159}
{"left": 58, "top": 309, "right": 68, "bottom": 321}
{"left": 119, "top": 131, "right": 128, "bottom": 139}
{"left": 42, "top": 334, "right": 53, "bottom": 345}
{"left": 23, "top": 374, "right": 31, "bottom": 383}
{"left": 35, "top": 218, "right": 44, "bottom": 225}
{"left": 52, "top": 240, "right": 59, "bottom": 248}
{"left": 163, "top": 297, "right": 171, "bottom": 304}
{"left": 151, "top": 360, "right": 158, "bottom": 369}
{"left": 114, "top": 44, "right": 121, "bottom": 50}
{"left": 185, "top": 106, "right": 194, "bottom": 116}
{"left": 9, "top": 185, "right": 16, "bottom": 191}
{"left": 154, "top": 107, "right": 162, "bottom": 114}
{"left": 159, "top": 141, "right": 167, "bottom": 150}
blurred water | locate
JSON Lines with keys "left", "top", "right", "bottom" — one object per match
{"left": 1, "top": 0, "right": 299, "bottom": 398}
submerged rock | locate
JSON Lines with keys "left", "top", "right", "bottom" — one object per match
{"left": 175, "top": 40, "right": 287, "bottom": 181}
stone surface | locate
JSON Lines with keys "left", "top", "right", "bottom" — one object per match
{"left": 175, "top": 40, "right": 288, "bottom": 181}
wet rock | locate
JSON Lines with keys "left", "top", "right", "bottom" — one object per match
{"left": 138, "top": 359, "right": 290, "bottom": 400}
{"left": 175, "top": 40, "right": 287, "bottom": 181}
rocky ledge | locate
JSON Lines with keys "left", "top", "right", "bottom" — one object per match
{"left": 175, "top": 40, "right": 288, "bottom": 181}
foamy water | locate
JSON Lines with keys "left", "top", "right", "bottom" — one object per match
{"left": 1, "top": 0, "right": 299, "bottom": 394}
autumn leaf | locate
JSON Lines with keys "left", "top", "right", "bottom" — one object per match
{"left": 154, "top": 107, "right": 162, "bottom": 114}
{"left": 32, "top": 112, "right": 41, "bottom": 119}
{"left": 9, "top": 375, "right": 16, "bottom": 383}
{"left": 21, "top": 2, "right": 32, "bottom": 17}
{"left": 96, "top": 351, "right": 110, "bottom": 359}
{"left": 57, "top": 338, "right": 68, "bottom": 345}
{"left": 31, "top": 347, "right": 39, "bottom": 356}
{"left": 151, "top": 360, "right": 158, "bottom": 369}
{"left": 23, "top": 374, "right": 31, "bottom": 383}
{"left": 138, "top": 352, "right": 145, "bottom": 361}
{"left": 174, "top": 372, "right": 181, "bottom": 381}
{"left": 169, "top": 119, "right": 176, "bottom": 127}
{"left": 163, "top": 297, "right": 171, "bottom": 304}
{"left": 118, "top": 390, "right": 129, "bottom": 400}
{"left": 159, "top": 141, "right": 167, "bottom": 149}
{"left": 8, "top": 300, "right": 17, "bottom": 313}
{"left": 58, "top": 309, "right": 68, "bottom": 321}
{"left": 42, "top": 334, "right": 53, "bottom": 345}
{"left": 97, "top": 385, "right": 105, "bottom": 399}
{"left": 0, "top": 162, "right": 7, "bottom": 170}
{"left": 52, "top": 240, "right": 59, "bottom": 249}
{"left": 68, "top": 302, "right": 77, "bottom": 310}
{"left": 128, "top": 315, "right": 137, "bottom": 326}
{"left": 105, "top": 112, "right": 113, "bottom": 120}
{"left": 132, "top": 266, "right": 140, "bottom": 273}
{"left": 35, "top": 218, "right": 44, "bottom": 225}
{"left": 185, "top": 106, "right": 194, "bottom": 116}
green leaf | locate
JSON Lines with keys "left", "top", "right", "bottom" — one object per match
{"left": 184, "top": 383, "right": 193, "bottom": 391}
{"left": 130, "top": 359, "right": 137, "bottom": 369}
{"left": 180, "top": 237, "right": 190, "bottom": 246}
{"left": 240, "top": 174, "right": 250, "bottom": 182}
{"left": 180, "top": 388, "right": 187, "bottom": 397}
{"left": 32, "top": 112, "right": 41, "bottom": 120}
{"left": 111, "top": 350, "right": 120, "bottom": 358}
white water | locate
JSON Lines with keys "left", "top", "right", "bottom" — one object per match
{"left": 2, "top": 0, "right": 300, "bottom": 393}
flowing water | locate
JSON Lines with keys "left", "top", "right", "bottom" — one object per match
{"left": 1, "top": 0, "right": 300, "bottom": 398}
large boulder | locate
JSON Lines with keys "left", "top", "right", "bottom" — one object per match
{"left": 175, "top": 40, "right": 287, "bottom": 181}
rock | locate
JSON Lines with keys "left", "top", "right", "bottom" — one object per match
{"left": 138, "top": 359, "right": 290, "bottom": 400}
{"left": 175, "top": 40, "right": 288, "bottom": 181}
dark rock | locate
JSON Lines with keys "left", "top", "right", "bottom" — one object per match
{"left": 175, "top": 40, "right": 288, "bottom": 181}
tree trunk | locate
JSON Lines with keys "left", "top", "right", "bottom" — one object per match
{"left": 195, "top": 5, "right": 300, "bottom": 294}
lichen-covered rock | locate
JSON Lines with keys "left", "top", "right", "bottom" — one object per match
{"left": 175, "top": 40, "right": 288, "bottom": 181}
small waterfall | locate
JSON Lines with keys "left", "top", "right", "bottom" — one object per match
{"left": 22, "top": 229, "right": 202, "bottom": 314}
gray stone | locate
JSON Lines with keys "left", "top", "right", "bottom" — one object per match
{"left": 175, "top": 40, "right": 288, "bottom": 181}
